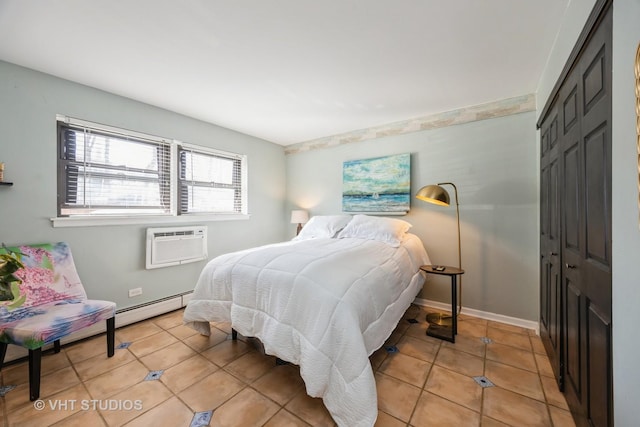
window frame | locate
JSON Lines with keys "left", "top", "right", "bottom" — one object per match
{"left": 53, "top": 115, "right": 250, "bottom": 228}
{"left": 57, "top": 121, "right": 174, "bottom": 217}
{"left": 177, "top": 143, "right": 248, "bottom": 216}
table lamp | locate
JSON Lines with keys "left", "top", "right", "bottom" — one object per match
{"left": 290, "top": 210, "right": 309, "bottom": 235}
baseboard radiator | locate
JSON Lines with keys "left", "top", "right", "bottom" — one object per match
{"left": 2, "top": 292, "right": 194, "bottom": 363}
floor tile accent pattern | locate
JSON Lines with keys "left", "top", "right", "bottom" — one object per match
{"left": 0, "top": 306, "right": 575, "bottom": 426}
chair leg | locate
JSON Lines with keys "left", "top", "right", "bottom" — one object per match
{"left": 0, "top": 342, "right": 7, "bottom": 371}
{"left": 53, "top": 340, "right": 61, "bottom": 354}
{"left": 106, "top": 317, "right": 115, "bottom": 357}
{"left": 28, "top": 348, "right": 42, "bottom": 401}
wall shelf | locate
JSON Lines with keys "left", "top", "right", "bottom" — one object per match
{"left": 0, "top": 182, "right": 14, "bottom": 186}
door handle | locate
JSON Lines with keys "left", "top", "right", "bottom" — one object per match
{"left": 565, "top": 263, "right": 576, "bottom": 269}
{"left": 550, "top": 252, "right": 558, "bottom": 256}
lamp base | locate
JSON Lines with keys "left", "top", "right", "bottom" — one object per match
{"left": 426, "top": 312, "right": 453, "bottom": 327}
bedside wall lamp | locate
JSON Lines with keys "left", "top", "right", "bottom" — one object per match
{"left": 415, "top": 182, "right": 462, "bottom": 326}
{"left": 290, "top": 210, "right": 309, "bottom": 235}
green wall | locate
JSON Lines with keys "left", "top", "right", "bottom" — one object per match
{"left": 286, "top": 111, "right": 539, "bottom": 321}
{"left": 0, "top": 60, "right": 286, "bottom": 310}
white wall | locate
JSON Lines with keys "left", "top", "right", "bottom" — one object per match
{"left": 611, "top": 0, "right": 640, "bottom": 424}
{"left": 536, "top": 0, "right": 597, "bottom": 111}
{"left": 286, "top": 111, "right": 539, "bottom": 321}
{"left": 0, "top": 60, "right": 287, "bottom": 310}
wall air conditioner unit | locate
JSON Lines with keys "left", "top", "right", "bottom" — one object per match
{"left": 146, "top": 226, "right": 208, "bottom": 269}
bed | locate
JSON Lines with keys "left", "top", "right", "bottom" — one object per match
{"left": 183, "top": 214, "right": 430, "bottom": 427}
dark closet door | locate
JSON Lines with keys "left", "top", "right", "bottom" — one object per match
{"left": 539, "top": 107, "right": 562, "bottom": 386}
{"left": 560, "top": 5, "right": 612, "bottom": 426}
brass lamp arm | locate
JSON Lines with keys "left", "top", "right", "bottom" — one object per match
{"left": 437, "top": 182, "right": 462, "bottom": 316}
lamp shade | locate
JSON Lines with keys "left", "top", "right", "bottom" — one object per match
{"left": 415, "top": 185, "right": 450, "bottom": 206}
{"left": 290, "top": 210, "right": 309, "bottom": 224}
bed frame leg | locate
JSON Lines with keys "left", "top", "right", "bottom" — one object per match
{"left": 231, "top": 328, "right": 238, "bottom": 340}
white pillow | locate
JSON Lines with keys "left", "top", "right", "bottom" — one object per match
{"left": 337, "top": 214, "right": 412, "bottom": 247}
{"left": 293, "top": 215, "right": 353, "bottom": 240}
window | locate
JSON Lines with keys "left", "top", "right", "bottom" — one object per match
{"left": 58, "top": 121, "right": 172, "bottom": 216}
{"left": 57, "top": 116, "right": 247, "bottom": 221}
{"left": 178, "top": 146, "right": 246, "bottom": 214}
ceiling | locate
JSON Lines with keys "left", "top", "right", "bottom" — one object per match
{"left": 0, "top": 0, "right": 569, "bottom": 146}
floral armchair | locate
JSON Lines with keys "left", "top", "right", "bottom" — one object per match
{"left": 0, "top": 242, "right": 116, "bottom": 401}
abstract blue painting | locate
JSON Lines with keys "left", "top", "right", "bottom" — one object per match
{"left": 342, "top": 153, "right": 411, "bottom": 213}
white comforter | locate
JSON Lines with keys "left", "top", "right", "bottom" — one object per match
{"left": 183, "top": 233, "right": 429, "bottom": 427}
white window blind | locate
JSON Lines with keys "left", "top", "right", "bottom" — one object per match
{"left": 178, "top": 146, "right": 247, "bottom": 214}
{"left": 58, "top": 121, "right": 172, "bottom": 216}
{"left": 56, "top": 116, "right": 248, "bottom": 222}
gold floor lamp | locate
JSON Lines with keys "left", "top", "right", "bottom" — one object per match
{"left": 415, "top": 182, "right": 462, "bottom": 326}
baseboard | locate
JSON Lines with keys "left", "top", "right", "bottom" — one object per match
{"left": 413, "top": 297, "right": 540, "bottom": 335}
{"left": 115, "top": 296, "right": 183, "bottom": 328}
{"left": 2, "top": 291, "right": 193, "bottom": 363}
{"left": 3, "top": 293, "right": 537, "bottom": 364}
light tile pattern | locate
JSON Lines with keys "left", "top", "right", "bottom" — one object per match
{"left": 284, "top": 94, "right": 536, "bottom": 155}
{"left": 0, "top": 306, "right": 575, "bottom": 426}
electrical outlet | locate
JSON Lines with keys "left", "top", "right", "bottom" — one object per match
{"left": 128, "top": 288, "right": 143, "bottom": 298}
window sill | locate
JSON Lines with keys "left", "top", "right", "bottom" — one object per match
{"left": 51, "top": 213, "right": 251, "bottom": 228}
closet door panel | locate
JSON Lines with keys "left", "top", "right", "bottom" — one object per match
{"left": 540, "top": 110, "right": 562, "bottom": 383}
{"left": 563, "top": 87, "right": 578, "bottom": 133}
{"left": 583, "top": 46, "right": 606, "bottom": 115}
{"left": 564, "top": 5, "right": 612, "bottom": 426}
{"left": 587, "top": 303, "right": 611, "bottom": 427}
{"left": 548, "top": 155, "right": 561, "bottom": 354}
{"left": 565, "top": 281, "right": 583, "bottom": 400}
{"left": 540, "top": 161, "right": 550, "bottom": 333}
{"left": 584, "top": 127, "right": 610, "bottom": 271}
{"left": 563, "top": 141, "right": 581, "bottom": 256}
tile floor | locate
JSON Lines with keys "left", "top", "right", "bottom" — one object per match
{"left": 0, "top": 305, "right": 576, "bottom": 427}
